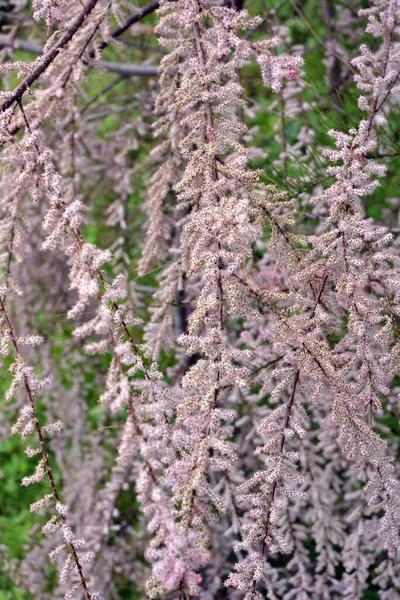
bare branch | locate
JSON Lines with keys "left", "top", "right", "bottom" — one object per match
{"left": 0, "top": 35, "right": 158, "bottom": 77}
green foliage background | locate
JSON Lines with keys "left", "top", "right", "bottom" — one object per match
{"left": 0, "top": 0, "right": 399, "bottom": 598}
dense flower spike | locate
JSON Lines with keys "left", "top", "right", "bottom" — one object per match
{"left": 141, "top": 0, "right": 306, "bottom": 593}
{"left": 0, "top": 0, "right": 400, "bottom": 598}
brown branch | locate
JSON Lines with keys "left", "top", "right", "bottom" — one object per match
{"left": 310, "top": 273, "right": 328, "bottom": 319}
{"left": 105, "top": 0, "right": 160, "bottom": 45}
{"left": 0, "top": 35, "right": 158, "bottom": 77}
{"left": 0, "top": 0, "right": 99, "bottom": 112}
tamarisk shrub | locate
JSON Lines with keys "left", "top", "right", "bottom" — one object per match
{"left": 0, "top": 0, "right": 400, "bottom": 599}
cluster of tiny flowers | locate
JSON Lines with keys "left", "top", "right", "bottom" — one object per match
{"left": 0, "top": 0, "right": 400, "bottom": 598}
{"left": 0, "top": 315, "right": 95, "bottom": 598}
{"left": 137, "top": 0, "right": 308, "bottom": 594}
{"left": 225, "top": 0, "right": 400, "bottom": 595}
{"left": 32, "top": 0, "right": 68, "bottom": 26}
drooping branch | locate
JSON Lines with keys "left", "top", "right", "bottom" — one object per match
{"left": 0, "top": 297, "right": 94, "bottom": 600}
{"left": 0, "top": 0, "right": 99, "bottom": 112}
